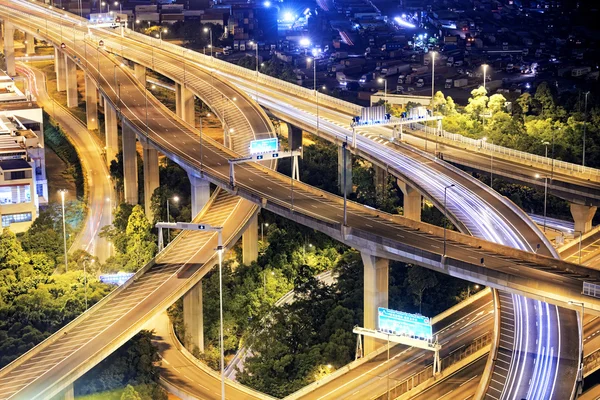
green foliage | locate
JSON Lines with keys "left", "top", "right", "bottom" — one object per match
{"left": 259, "top": 58, "right": 298, "bottom": 83}
{"left": 44, "top": 112, "right": 85, "bottom": 198}
{"left": 75, "top": 331, "right": 167, "bottom": 400}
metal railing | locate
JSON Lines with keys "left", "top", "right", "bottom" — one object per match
{"left": 372, "top": 331, "right": 493, "bottom": 400}
{"left": 412, "top": 123, "right": 600, "bottom": 178}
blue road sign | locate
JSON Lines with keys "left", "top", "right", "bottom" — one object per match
{"left": 250, "top": 138, "right": 279, "bottom": 154}
{"left": 100, "top": 272, "right": 135, "bottom": 286}
{"left": 378, "top": 307, "right": 433, "bottom": 340}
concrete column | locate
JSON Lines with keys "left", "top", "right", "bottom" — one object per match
{"left": 176, "top": 83, "right": 195, "bottom": 126}
{"left": 134, "top": 63, "right": 146, "bottom": 86}
{"left": 122, "top": 121, "right": 139, "bottom": 205}
{"left": 142, "top": 140, "right": 159, "bottom": 219}
{"left": 288, "top": 124, "right": 303, "bottom": 151}
{"left": 183, "top": 281, "right": 204, "bottom": 353}
{"left": 338, "top": 145, "right": 352, "bottom": 196}
{"left": 25, "top": 32, "right": 34, "bottom": 55}
{"left": 189, "top": 174, "right": 211, "bottom": 219}
{"left": 362, "top": 252, "right": 389, "bottom": 355}
{"left": 84, "top": 72, "right": 98, "bottom": 130}
{"left": 397, "top": 180, "right": 422, "bottom": 222}
{"left": 65, "top": 55, "right": 78, "bottom": 108}
{"left": 58, "top": 383, "right": 74, "bottom": 400}
{"left": 54, "top": 46, "right": 66, "bottom": 92}
{"left": 3, "top": 22, "right": 14, "bottom": 76}
{"left": 242, "top": 213, "right": 258, "bottom": 264}
{"left": 104, "top": 98, "right": 118, "bottom": 166}
{"left": 570, "top": 203, "right": 597, "bottom": 234}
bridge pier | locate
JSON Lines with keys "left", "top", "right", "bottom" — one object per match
{"left": 104, "top": 98, "right": 118, "bottom": 166}
{"left": 189, "top": 173, "right": 210, "bottom": 219}
{"left": 571, "top": 203, "right": 597, "bottom": 234}
{"left": 54, "top": 46, "right": 66, "bottom": 92}
{"left": 25, "top": 32, "right": 35, "bottom": 55}
{"left": 65, "top": 55, "right": 78, "bottom": 108}
{"left": 362, "top": 253, "right": 389, "bottom": 354}
{"left": 122, "top": 121, "right": 139, "bottom": 205}
{"left": 84, "top": 72, "right": 98, "bottom": 130}
{"left": 338, "top": 145, "right": 352, "bottom": 196}
{"left": 176, "top": 83, "right": 195, "bottom": 126}
{"left": 397, "top": 180, "right": 422, "bottom": 221}
{"left": 141, "top": 139, "right": 159, "bottom": 220}
{"left": 374, "top": 165, "right": 388, "bottom": 201}
{"left": 288, "top": 124, "right": 303, "bottom": 151}
{"left": 183, "top": 281, "right": 204, "bottom": 353}
{"left": 3, "top": 21, "right": 14, "bottom": 76}
{"left": 242, "top": 213, "right": 258, "bottom": 264}
{"left": 133, "top": 63, "right": 146, "bottom": 86}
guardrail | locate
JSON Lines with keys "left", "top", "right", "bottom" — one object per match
{"left": 412, "top": 123, "right": 600, "bottom": 179}
{"left": 372, "top": 331, "right": 493, "bottom": 400}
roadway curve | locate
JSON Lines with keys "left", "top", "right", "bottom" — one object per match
{"left": 0, "top": 3, "right": 587, "bottom": 400}
{"left": 17, "top": 63, "right": 114, "bottom": 263}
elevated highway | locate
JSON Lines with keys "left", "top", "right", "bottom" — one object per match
{"left": 0, "top": 2, "right": 591, "bottom": 399}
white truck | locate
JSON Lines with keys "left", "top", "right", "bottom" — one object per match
{"left": 445, "top": 78, "right": 453, "bottom": 89}
{"left": 454, "top": 78, "right": 468, "bottom": 87}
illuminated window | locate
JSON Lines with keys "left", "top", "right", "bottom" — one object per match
{"left": 2, "top": 212, "right": 32, "bottom": 227}
{"left": 0, "top": 185, "right": 31, "bottom": 204}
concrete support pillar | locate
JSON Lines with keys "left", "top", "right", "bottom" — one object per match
{"left": 570, "top": 203, "right": 597, "bottom": 234}
{"left": 176, "top": 83, "right": 195, "bottom": 126}
{"left": 288, "top": 124, "right": 303, "bottom": 151}
{"left": 142, "top": 141, "right": 159, "bottom": 220}
{"left": 122, "top": 121, "right": 139, "bottom": 205}
{"left": 362, "top": 253, "right": 389, "bottom": 355}
{"left": 189, "top": 174, "right": 211, "bottom": 219}
{"left": 84, "top": 72, "right": 98, "bottom": 130}
{"left": 54, "top": 46, "right": 66, "bottom": 92}
{"left": 25, "top": 32, "right": 34, "bottom": 55}
{"left": 397, "top": 180, "right": 422, "bottom": 222}
{"left": 57, "top": 383, "right": 74, "bottom": 400}
{"left": 183, "top": 281, "right": 204, "bottom": 353}
{"left": 104, "top": 98, "right": 118, "bottom": 166}
{"left": 242, "top": 213, "right": 258, "bottom": 265}
{"left": 3, "top": 22, "right": 14, "bottom": 76}
{"left": 65, "top": 55, "right": 78, "bottom": 108}
{"left": 338, "top": 145, "right": 352, "bottom": 196}
{"left": 134, "top": 63, "right": 146, "bottom": 86}
{"left": 374, "top": 165, "right": 387, "bottom": 199}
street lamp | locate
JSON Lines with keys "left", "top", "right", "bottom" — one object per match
{"left": 114, "top": 1, "right": 122, "bottom": 13}
{"left": 443, "top": 184, "right": 455, "bottom": 258}
{"left": 306, "top": 57, "right": 319, "bottom": 136}
{"left": 101, "top": 1, "right": 108, "bottom": 13}
{"left": 261, "top": 222, "right": 269, "bottom": 242}
{"left": 204, "top": 27, "right": 213, "bottom": 57}
{"left": 377, "top": 77, "right": 387, "bottom": 104}
{"left": 59, "top": 189, "right": 68, "bottom": 272}
{"left": 249, "top": 40, "right": 259, "bottom": 98}
{"left": 156, "top": 28, "right": 168, "bottom": 43}
{"left": 482, "top": 64, "right": 488, "bottom": 91}
{"left": 583, "top": 91, "right": 590, "bottom": 167}
{"left": 535, "top": 173, "right": 548, "bottom": 232}
{"left": 542, "top": 140, "right": 550, "bottom": 158}
{"left": 83, "top": 259, "right": 94, "bottom": 310}
{"left": 467, "top": 284, "right": 480, "bottom": 298}
{"left": 431, "top": 51, "right": 436, "bottom": 102}
{"left": 573, "top": 231, "right": 583, "bottom": 264}
{"left": 568, "top": 300, "right": 584, "bottom": 347}
{"left": 166, "top": 195, "right": 179, "bottom": 242}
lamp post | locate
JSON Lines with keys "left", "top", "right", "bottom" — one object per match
{"left": 542, "top": 140, "right": 550, "bottom": 158}
{"left": 377, "top": 77, "right": 387, "bottom": 104}
{"left": 568, "top": 299, "right": 585, "bottom": 347}
{"left": 467, "top": 284, "right": 480, "bottom": 298}
{"left": 166, "top": 195, "right": 179, "bottom": 242}
{"left": 431, "top": 51, "right": 436, "bottom": 102}
{"left": 307, "top": 57, "right": 319, "bottom": 136}
{"left": 482, "top": 64, "right": 488, "bottom": 91}
{"left": 443, "top": 184, "right": 455, "bottom": 258}
{"left": 261, "top": 222, "right": 269, "bottom": 242}
{"left": 535, "top": 174, "right": 548, "bottom": 232}
{"left": 249, "top": 40, "right": 259, "bottom": 98}
{"left": 83, "top": 259, "right": 94, "bottom": 310}
{"left": 583, "top": 91, "right": 590, "bottom": 167}
{"left": 114, "top": 1, "right": 122, "bottom": 13}
{"left": 156, "top": 28, "right": 167, "bottom": 44}
{"left": 204, "top": 27, "right": 213, "bottom": 57}
{"left": 59, "top": 189, "right": 68, "bottom": 272}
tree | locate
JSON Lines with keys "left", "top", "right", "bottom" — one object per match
{"left": 431, "top": 91, "right": 447, "bottom": 113}
{"left": 464, "top": 87, "right": 489, "bottom": 120}
{"left": 121, "top": 385, "right": 142, "bottom": 400}
{"left": 124, "top": 205, "right": 156, "bottom": 272}
{"left": 487, "top": 93, "right": 507, "bottom": 115}
{"left": 517, "top": 92, "right": 533, "bottom": 114}
{"left": 534, "top": 82, "right": 556, "bottom": 116}
{"left": 405, "top": 265, "right": 437, "bottom": 313}
{"left": 445, "top": 96, "right": 457, "bottom": 115}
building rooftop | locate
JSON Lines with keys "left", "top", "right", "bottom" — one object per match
{"left": 0, "top": 158, "right": 31, "bottom": 171}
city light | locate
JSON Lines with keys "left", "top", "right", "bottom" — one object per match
{"left": 283, "top": 12, "right": 294, "bottom": 22}
{"left": 263, "top": 0, "right": 271, "bottom": 7}
{"left": 394, "top": 16, "right": 416, "bottom": 29}
{"left": 299, "top": 38, "right": 311, "bottom": 47}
